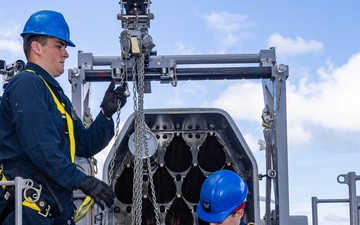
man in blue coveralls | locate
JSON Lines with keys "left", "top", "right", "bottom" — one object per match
{"left": 0, "top": 10, "right": 127, "bottom": 224}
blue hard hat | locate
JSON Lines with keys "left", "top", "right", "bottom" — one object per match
{"left": 21, "top": 10, "right": 75, "bottom": 47}
{"left": 197, "top": 170, "right": 248, "bottom": 223}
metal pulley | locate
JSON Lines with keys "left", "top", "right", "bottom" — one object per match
{"left": 120, "top": 30, "right": 155, "bottom": 57}
{"left": 128, "top": 127, "right": 159, "bottom": 171}
{"left": 120, "top": 30, "right": 131, "bottom": 56}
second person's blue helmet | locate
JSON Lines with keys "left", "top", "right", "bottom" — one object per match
{"left": 21, "top": 10, "right": 75, "bottom": 47}
{"left": 197, "top": 170, "right": 248, "bottom": 223}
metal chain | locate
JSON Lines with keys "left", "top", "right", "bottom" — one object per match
{"left": 139, "top": 56, "right": 160, "bottom": 225}
{"left": 131, "top": 56, "right": 160, "bottom": 225}
{"left": 115, "top": 109, "right": 121, "bottom": 137}
{"left": 108, "top": 151, "right": 117, "bottom": 186}
{"left": 115, "top": 58, "right": 128, "bottom": 137}
{"left": 131, "top": 57, "right": 143, "bottom": 225}
{"left": 108, "top": 58, "right": 128, "bottom": 186}
{"left": 146, "top": 149, "right": 160, "bottom": 225}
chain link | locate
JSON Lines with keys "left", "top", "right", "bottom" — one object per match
{"left": 108, "top": 152, "right": 117, "bottom": 186}
{"left": 114, "top": 58, "right": 128, "bottom": 137}
{"left": 115, "top": 109, "right": 121, "bottom": 137}
{"left": 106, "top": 54, "right": 160, "bottom": 225}
{"left": 131, "top": 56, "right": 160, "bottom": 225}
{"left": 108, "top": 58, "right": 128, "bottom": 185}
{"left": 140, "top": 56, "right": 160, "bottom": 225}
{"left": 131, "top": 57, "right": 143, "bottom": 225}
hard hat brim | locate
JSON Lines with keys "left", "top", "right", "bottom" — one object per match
{"left": 21, "top": 32, "right": 76, "bottom": 47}
{"left": 197, "top": 204, "right": 235, "bottom": 223}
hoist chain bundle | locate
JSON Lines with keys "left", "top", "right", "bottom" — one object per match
{"left": 130, "top": 56, "right": 160, "bottom": 225}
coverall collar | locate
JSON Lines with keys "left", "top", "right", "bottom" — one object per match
{"left": 25, "top": 62, "right": 61, "bottom": 88}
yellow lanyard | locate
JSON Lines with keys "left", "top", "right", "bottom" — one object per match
{"left": 26, "top": 69, "right": 75, "bottom": 163}
{"left": 0, "top": 169, "right": 6, "bottom": 189}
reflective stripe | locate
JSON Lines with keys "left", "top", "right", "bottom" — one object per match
{"left": 26, "top": 69, "right": 76, "bottom": 162}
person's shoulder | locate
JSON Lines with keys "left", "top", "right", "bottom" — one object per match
{"left": 16, "top": 70, "right": 41, "bottom": 80}
{"left": 7, "top": 71, "right": 44, "bottom": 92}
{"left": 13, "top": 71, "right": 43, "bottom": 85}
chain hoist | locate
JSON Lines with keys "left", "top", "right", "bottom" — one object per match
{"left": 114, "top": 2, "right": 158, "bottom": 221}
{"left": 131, "top": 55, "right": 160, "bottom": 225}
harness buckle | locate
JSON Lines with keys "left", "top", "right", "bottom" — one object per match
{"left": 23, "top": 180, "right": 42, "bottom": 203}
{"left": 38, "top": 204, "right": 51, "bottom": 217}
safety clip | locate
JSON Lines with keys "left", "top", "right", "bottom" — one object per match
{"left": 23, "top": 180, "right": 42, "bottom": 203}
{"left": 38, "top": 204, "right": 51, "bottom": 217}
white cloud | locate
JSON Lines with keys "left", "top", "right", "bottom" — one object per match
{"left": 316, "top": 204, "right": 350, "bottom": 225}
{"left": 0, "top": 21, "right": 22, "bottom": 38}
{"left": 0, "top": 39, "right": 22, "bottom": 54}
{"left": 203, "top": 12, "right": 250, "bottom": 34}
{"left": 163, "top": 93, "right": 185, "bottom": 108}
{"left": 202, "top": 12, "right": 254, "bottom": 51}
{"left": 174, "top": 41, "right": 194, "bottom": 55}
{"left": 287, "top": 125, "right": 312, "bottom": 148}
{"left": 181, "top": 81, "right": 207, "bottom": 96}
{"left": 287, "top": 52, "right": 360, "bottom": 132}
{"left": 0, "top": 20, "right": 23, "bottom": 56}
{"left": 211, "top": 81, "right": 263, "bottom": 121}
{"left": 268, "top": 33, "right": 323, "bottom": 56}
{"left": 160, "top": 81, "right": 208, "bottom": 108}
{"left": 209, "top": 52, "right": 360, "bottom": 150}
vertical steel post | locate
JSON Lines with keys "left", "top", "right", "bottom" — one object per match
{"left": 311, "top": 197, "right": 319, "bottom": 225}
{"left": 262, "top": 64, "right": 290, "bottom": 225}
{"left": 338, "top": 172, "right": 360, "bottom": 225}
{"left": 14, "top": 177, "right": 24, "bottom": 225}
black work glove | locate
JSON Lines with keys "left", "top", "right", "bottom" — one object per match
{"left": 101, "top": 80, "right": 127, "bottom": 118}
{"left": 79, "top": 176, "right": 115, "bottom": 210}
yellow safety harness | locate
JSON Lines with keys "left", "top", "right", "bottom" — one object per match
{"left": 33, "top": 70, "right": 76, "bottom": 163}
{"left": 34, "top": 70, "right": 94, "bottom": 221}
{"left": 0, "top": 70, "right": 95, "bottom": 221}
{"left": 0, "top": 168, "right": 52, "bottom": 218}
{"left": 36, "top": 71, "right": 95, "bottom": 221}
{"left": 0, "top": 69, "right": 79, "bottom": 218}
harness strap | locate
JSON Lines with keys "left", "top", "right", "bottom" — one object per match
{"left": 27, "top": 69, "right": 76, "bottom": 162}
{"left": 0, "top": 169, "right": 54, "bottom": 222}
{"left": 73, "top": 195, "right": 94, "bottom": 222}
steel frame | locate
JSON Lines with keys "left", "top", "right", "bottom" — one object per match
{"left": 68, "top": 48, "right": 309, "bottom": 225}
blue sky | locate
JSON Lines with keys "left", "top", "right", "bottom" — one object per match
{"left": 1, "top": 1, "right": 360, "bottom": 225}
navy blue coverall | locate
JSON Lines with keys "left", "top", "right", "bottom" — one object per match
{"left": 0, "top": 62, "right": 114, "bottom": 224}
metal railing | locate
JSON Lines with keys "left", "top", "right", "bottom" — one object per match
{"left": 0, "top": 177, "right": 33, "bottom": 225}
{"left": 312, "top": 172, "right": 360, "bottom": 225}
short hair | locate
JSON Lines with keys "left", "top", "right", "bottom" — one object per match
{"left": 23, "top": 35, "right": 48, "bottom": 58}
